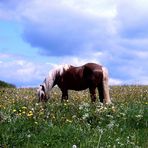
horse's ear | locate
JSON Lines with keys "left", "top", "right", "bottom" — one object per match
{"left": 40, "top": 85, "right": 45, "bottom": 92}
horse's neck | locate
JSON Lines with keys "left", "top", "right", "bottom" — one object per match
{"left": 45, "top": 65, "right": 70, "bottom": 90}
{"left": 45, "top": 69, "right": 58, "bottom": 91}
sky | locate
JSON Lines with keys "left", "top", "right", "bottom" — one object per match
{"left": 0, "top": 0, "right": 148, "bottom": 87}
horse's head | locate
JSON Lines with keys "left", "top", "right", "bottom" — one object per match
{"left": 37, "top": 85, "right": 47, "bottom": 102}
{"left": 37, "top": 64, "right": 71, "bottom": 102}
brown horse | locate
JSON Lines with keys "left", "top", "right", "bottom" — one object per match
{"left": 37, "top": 63, "right": 111, "bottom": 104}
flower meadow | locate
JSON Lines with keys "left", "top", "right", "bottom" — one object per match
{"left": 0, "top": 86, "right": 148, "bottom": 148}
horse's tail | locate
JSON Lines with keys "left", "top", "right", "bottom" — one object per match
{"left": 102, "top": 67, "right": 111, "bottom": 104}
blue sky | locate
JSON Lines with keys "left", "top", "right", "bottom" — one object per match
{"left": 0, "top": 0, "right": 148, "bottom": 87}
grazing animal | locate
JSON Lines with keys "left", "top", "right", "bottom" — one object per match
{"left": 37, "top": 63, "right": 111, "bottom": 104}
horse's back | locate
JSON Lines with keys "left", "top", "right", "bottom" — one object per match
{"left": 58, "top": 65, "right": 87, "bottom": 90}
{"left": 70, "top": 63, "right": 103, "bottom": 81}
{"left": 57, "top": 63, "right": 103, "bottom": 90}
{"left": 84, "top": 63, "right": 102, "bottom": 70}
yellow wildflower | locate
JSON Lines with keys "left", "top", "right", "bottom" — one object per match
{"left": 22, "top": 111, "right": 26, "bottom": 114}
{"left": 13, "top": 109, "right": 17, "bottom": 112}
{"left": 66, "top": 119, "right": 72, "bottom": 123}
{"left": 27, "top": 111, "right": 33, "bottom": 117}
{"left": 111, "top": 106, "right": 116, "bottom": 112}
{"left": 22, "top": 106, "right": 27, "bottom": 110}
{"left": 52, "top": 116, "right": 55, "bottom": 119}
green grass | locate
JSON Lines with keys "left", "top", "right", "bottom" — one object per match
{"left": 0, "top": 86, "right": 148, "bottom": 147}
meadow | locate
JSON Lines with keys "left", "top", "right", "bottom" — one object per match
{"left": 0, "top": 85, "right": 148, "bottom": 148}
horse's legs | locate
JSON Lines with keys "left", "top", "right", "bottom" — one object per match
{"left": 61, "top": 90, "right": 68, "bottom": 102}
{"left": 89, "top": 87, "right": 97, "bottom": 102}
{"left": 98, "top": 84, "right": 104, "bottom": 103}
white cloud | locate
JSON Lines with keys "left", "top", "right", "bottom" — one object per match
{"left": 0, "top": 0, "right": 148, "bottom": 86}
{"left": 0, "top": 0, "right": 116, "bottom": 21}
{"left": 109, "top": 78, "right": 123, "bottom": 85}
{"left": 58, "top": 56, "right": 100, "bottom": 66}
{"left": 134, "top": 51, "right": 148, "bottom": 59}
{"left": 0, "top": 0, "right": 117, "bottom": 57}
{"left": 0, "top": 58, "right": 46, "bottom": 86}
{"left": 0, "top": 53, "right": 13, "bottom": 58}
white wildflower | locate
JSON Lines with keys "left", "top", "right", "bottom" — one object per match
{"left": 72, "top": 144, "right": 77, "bottom": 148}
{"left": 82, "top": 113, "right": 89, "bottom": 120}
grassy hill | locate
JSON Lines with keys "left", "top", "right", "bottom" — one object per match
{"left": 0, "top": 80, "right": 16, "bottom": 88}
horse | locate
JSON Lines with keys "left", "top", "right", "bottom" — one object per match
{"left": 37, "top": 63, "right": 111, "bottom": 104}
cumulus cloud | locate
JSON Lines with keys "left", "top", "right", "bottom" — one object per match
{"left": 21, "top": 1, "right": 116, "bottom": 57}
{"left": 0, "top": 0, "right": 148, "bottom": 85}
{"left": 0, "top": 56, "right": 47, "bottom": 86}
{"left": 0, "top": 0, "right": 116, "bottom": 57}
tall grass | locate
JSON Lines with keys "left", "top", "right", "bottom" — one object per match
{"left": 0, "top": 86, "right": 148, "bottom": 147}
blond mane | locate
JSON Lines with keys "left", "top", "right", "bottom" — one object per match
{"left": 43, "top": 64, "right": 71, "bottom": 91}
{"left": 56, "top": 64, "right": 71, "bottom": 75}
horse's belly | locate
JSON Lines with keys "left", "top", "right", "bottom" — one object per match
{"left": 69, "top": 85, "right": 88, "bottom": 91}
{"left": 67, "top": 80, "right": 88, "bottom": 91}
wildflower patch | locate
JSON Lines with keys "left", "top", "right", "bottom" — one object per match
{"left": 0, "top": 86, "right": 147, "bottom": 147}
